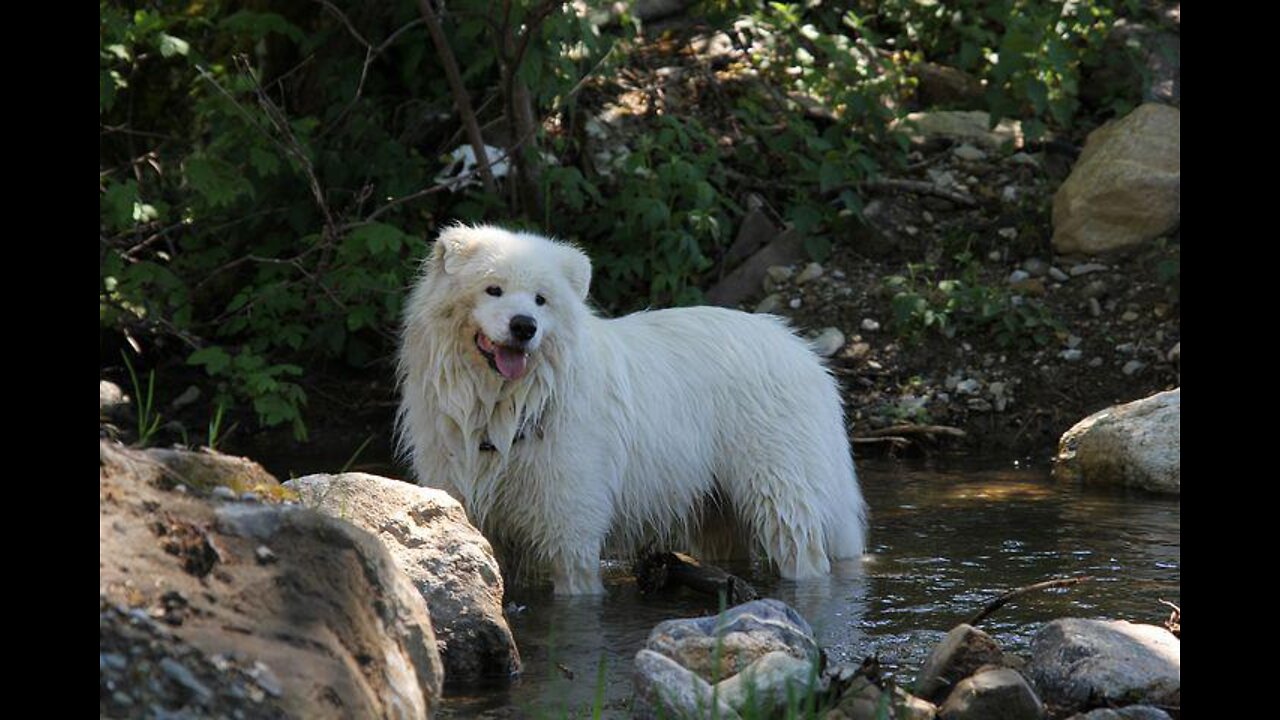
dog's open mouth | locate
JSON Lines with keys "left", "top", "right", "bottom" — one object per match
{"left": 476, "top": 332, "right": 531, "bottom": 381}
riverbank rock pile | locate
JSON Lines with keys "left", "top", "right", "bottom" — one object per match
{"left": 284, "top": 472, "right": 521, "bottom": 686}
{"left": 103, "top": 441, "right": 530, "bottom": 717}
{"left": 633, "top": 599, "right": 1179, "bottom": 720}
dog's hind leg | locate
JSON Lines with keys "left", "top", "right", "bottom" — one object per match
{"left": 729, "top": 471, "right": 833, "bottom": 579}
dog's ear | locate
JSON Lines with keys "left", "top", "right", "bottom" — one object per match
{"left": 433, "top": 225, "right": 484, "bottom": 275}
{"left": 561, "top": 244, "right": 592, "bottom": 301}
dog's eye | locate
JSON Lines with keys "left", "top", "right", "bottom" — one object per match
{"left": 535, "top": 294, "right": 547, "bottom": 306}
{"left": 485, "top": 286, "right": 503, "bottom": 297}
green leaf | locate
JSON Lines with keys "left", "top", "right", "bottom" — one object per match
{"left": 351, "top": 223, "right": 407, "bottom": 255}
{"left": 157, "top": 33, "right": 189, "bottom": 58}
{"left": 819, "top": 160, "right": 843, "bottom": 194}
{"left": 102, "top": 180, "right": 137, "bottom": 231}
{"left": 189, "top": 347, "right": 232, "bottom": 375}
{"left": 248, "top": 147, "right": 280, "bottom": 176}
{"left": 220, "top": 11, "right": 305, "bottom": 43}
{"left": 186, "top": 156, "right": 252, "bottom": 208}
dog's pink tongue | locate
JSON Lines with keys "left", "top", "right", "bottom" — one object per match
{"left": 495, "top": 346, "right": 529, "bottom": 380}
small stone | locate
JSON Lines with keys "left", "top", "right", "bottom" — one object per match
{"left": 1069, "top": 262, "right": 1109, "bottom": 277}
{"left": 1114, "top": 343, "right": 1136, "bottom": 354}
{"left": 1060, "top": 349, "right": 1083, "bottom": 362}
{"left": 956, "top": 379, "right": 981, "bottom": 395}
{"left": 810, "top": 327, "right": 846, "bottom": 358}
{"left": 249, "top": 661, "right": 284, "bottom": 697}
{"left": 1066, "top": 335, "right": 1082, "bottom": 349}
{"left": 111, "top": 692, "right": 133, "bottom": 707}
{"left": 255, "top": 545, "right": 278, "bottom": 565}
{"left": 160, "top": 658, "right": 212, "bottom": 702}
{"left": 1167, "top": 342, "right": 1180, "bottom": 363}
{"left": 1088, "top": 298, "right": 1102, "bottom": 317}
{"left": 101, "top": 653, "right": 128, "bottom": 671}
{"left": 171, "top": 385, "right": 202, "bottom": 411}
{"left": 754, "top": 294, "right": 783, "bottom": 314}
{"left": 998, "top": 227, "right": 1018, "bottom": 240}
{"left": 953, "top": 143, "right": 987, "bottom": 161}
{"left": 788, "top": 297, "right": 802, "bottom": 309}
{"left": 966, "top": 174, "right": 979, "bottom": 185}
{"left": 1082, "top": 280, "right": 1108, "bottom": 299}
{"left": 922, "top": 211, "right": 935, "bottom": 224}
{"left": 1010, "top": 152, "right": 1040, "bottom": 168}
{"left": 1008, "top": 270, "right": 1030, "bottom": 284}
{"left": 945, "top": 374, "right": 962, "bottom": 392}
{"left": 861, "top": 318, "right": 881, "bottom": 332}
{"left": 988, "top": 250, "right": 1003, "bottom": 262}
{"left": 240, "top": 492, "right": 260, "bottom": 503}
{"left": 988, "top": 382, "right": 1006, "bottom": 398}
{"left": 994, "top": 395, "right": 1008, "bottom": 412}
{"left": 832, "top": 269, "right": 846, "bottom": 279}
{"left": 1121, "top": 310, "right": 1140, "bottom": 322}
{"left": 967, "top": 398, "right": 993, "bottom": 412}
{"left": 1122, "top": 360, "right": 1146, "bottom": 376}
{"left": 904, "top": 225, "right": 919, "bottom": 236}
{"left": 173, "top": 484, "right": 188, "bottom": 494}
{"left": 795, "top": 262, "right": 824, "bottom": 285}
{"left": 1048, "top": 266, "right": 1070, "bottom": 282}
{"left": 1088, "top": 357, "right": 1104, "bottom": 367}
{"left": 212, "top": 486, "right": 237, "bottom": 501}
{"left": 1010, "top": 278, "right": 1046, "bottom": 296}
{"left": 1022, "top": 258, "right": 1048, "bottom": 277}
{"left": 1001, "top": 186, "right": 1019, "bottom": 203}
{"left": 845, "top": 342, "right": 871, "bottom": 360}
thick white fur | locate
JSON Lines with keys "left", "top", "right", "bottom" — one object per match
{"left": 397, "top": 224, "right": 866, "bottom": 594}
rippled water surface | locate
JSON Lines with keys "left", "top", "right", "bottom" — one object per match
{"left": 437, "top": 456, "right": 1180, "bottom": 718}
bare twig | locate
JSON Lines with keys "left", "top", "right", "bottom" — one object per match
{"left": 966, "top": 577, "right": 1092, "bottom": 627}
{"left": 863, "top": 424, "right": 967, "bottom": 439}
{"left": 417, "top": 0, "right": 497, "bottom": 195}
{"left": 859, "top": 178, "right": 978, "bottom": 208}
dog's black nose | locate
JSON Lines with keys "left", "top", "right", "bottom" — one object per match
{"left": 510, "top": 315, "right": 537, "bottom": 342}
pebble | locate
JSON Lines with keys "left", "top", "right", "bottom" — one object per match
{"left": 1065, "top": 335, "right": 1082, "bottom": 349}
{"left": 998, "top": 227, "right": 1018, "bottom": 240}
{"left": 1059, "top": 349, "right": 1083, "bottom": 362}
{"left": 988, "top": 382, "right": 1006, "bottom": 398}
{"left": 240, "top": 492, "right": 260, "bottom": 503}
{"left": 988, "top": 250, "right": 1003, "bottom": 262}
{"left": 994, "top": 395, "right": 1008, "bottom": 412}
{"left": 953, "top": 143, "right": 987, "bottom": 161}
{"left": 171, "top": 385, "right": 202, "bottom": 411}
{"left": 945, "top": 374, "right": 962, "bottom": 391}
{"left": 160, "top": 658, "right": 212, "bottom": 702}
{"left": 1167, "top": 342, "right": 1180, "bottom": 363}
{"left": 1008, "top": 269, "right": 1030, "bottom": 284}
{"left": 1022, "top": 258, "right": 1048, "bottom": 277}
{"left": 1081, "top": 279, "right": 1108, "bottom": 299}
{"left": 832, "top": 269, "right": 846, "bottom": 279}
{"left": 212, "top": 486, "right": 237, "bottom": 501}
{"left": 255, "top": 546, "right": 278, "bottom": 565}
{"left": 101, "top": 653, "right": 128, "bottom": 671}
{"left": 173, "top": 484, "right": 188, "bottom": 495}
{"left": 1048, "top": 267, "right": 1069, "bottom": 282}
{"left": 1087, "top": 298, "right": 1102, "bottom": 317}
{"left": 861, "top": 318, "right": 881, "bottom": 332}
{"left": 967, "top": 398, "right": 993, "bottom": 412}
{"left": 249, "top": 662, "right": 284, "bottom": 697}
{"left": 1122, "top": 360, "right": 1146, "bottom": 376}
{"left": 922, "top": 211, "right": 934, "bottom": 224}
{"left": 1001, "top": 186, "right": 1019, "bottom": 203}
{"left": 903, "top": 225, "right": 919, "bottom": 236}
{"left": 956, "top": 379, "right": 981, "bottom": 395}
{"left": 111, "top": 692, "right": 133, "bottom": 707}
{"left": 1088, "top": 357, "right": 1104, "bottom": 367}
{"left": 1114, "top": 342, "right": 1136, "bottom": 354}
{"left": 788, "top": 297, "right": 802, "bottom": 309}
{"left": 754, "top": 294, "right": 782, "bottom": 314}
{"left": 795, "top": 262, "right": 824, "bottom": 285}
{"left": 1010, "top": 152, "right": 1040, "bottom": 168}
{"left": 810, "top": 327, "right": 846, "bottom": 358}
{"left": 846, "top": 342, "right": 871, "bottom": 360}
{"left": 1121, "top": 310, "right": 1140, "bottom": 322}
{"left": 1069, "top": 262, "right": 1109, "bottom": 277}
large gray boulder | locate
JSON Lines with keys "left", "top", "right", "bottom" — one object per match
{"left": 286, "top": 472, "right": 520, "bottom": 686}
{"left": 1055, "top": 388, "right": 1180, "bottom": 494}
{"left": 1025, "top": 619, "right": 1179, "bottom": 716}
{"left": 100, "top": 442, "right": 444, "bottom": 719}
{"left": 1052, "top": 103, "right": 1180, "bottom": 255}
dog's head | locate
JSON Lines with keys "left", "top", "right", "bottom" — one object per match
{"left": 419, "top": 224, "right": 592, "bottom": 381}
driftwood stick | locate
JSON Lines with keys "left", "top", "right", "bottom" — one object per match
{"left": 635, "top": 551, "right": 758, "bottom": 605}
{"left": 967, "top": 576, "right": 1092, "bottom": 627}
{"left": 864, "top": 424, "right": 967, "bottom": 439}
{"left": 860, "top": 178, "right": 978, "bottom": 208}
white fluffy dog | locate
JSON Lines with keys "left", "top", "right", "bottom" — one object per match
{"left": 397, "top": 224, "right": 866, "bottom": 594}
